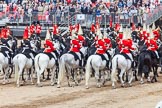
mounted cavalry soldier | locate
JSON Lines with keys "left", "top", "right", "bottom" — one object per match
{"left": 118, "top": 28, "right": 136, "bottom": 67}
{"left": 69, "top": 27, "right": 84, "bottom": 67}
{"left": 43, "top": 29, "right": 59, "bottom": 65}
{"left": 0, "top": 27, "right": 13, "bottom": 65}
{"left": 21, "top": 26, "right": 36, "bottom": 61}
{"left": 145, "top": 29, "right": 159, "bottom": 59}
{"left": 95, "top": 29, "right": 110, "bottom": 68}
{"left": 44, "top": 29, "right": 55, "bottom": 53}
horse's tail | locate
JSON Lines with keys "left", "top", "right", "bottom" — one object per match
{"left": 34, "top": 55, "right": 41, "bottom": 76}
{"left": 85, "top": 56, "right": 93, "bottom": 86}
{"left": 111, "top": 56, "right": 118, "bottom": 82}
{"left": 57, "top": 55, "right": 66, "bottom": 86}
{"left": 13, "top": 55, "right": 19, "bottom": 81}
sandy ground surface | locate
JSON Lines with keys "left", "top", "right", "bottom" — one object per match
{"left": 1, "top": 71, "right": 162, "bottom": 108}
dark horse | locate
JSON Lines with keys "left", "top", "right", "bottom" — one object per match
{"left": 138, "top": 50, "right": 158, "bottom": 83}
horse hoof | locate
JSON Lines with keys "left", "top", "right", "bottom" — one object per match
{"left": 85, "top": 86, "right": 89, "bottom": 89}
{"left": 51, "top": 83, "right": 55, "bottom": 86}
{"left": 2, "top": 82, "right": 6, "bottom": 85}
{"left": 17, "top": 85, "right": 20, "bottom": 87}
{"left": 37, "top": 84, "right": 43, "bottom": 87}
{"left": 102, "top": 81, "right": 106, "bottom": 86}
{"left": 128, "top": 83, "right": 132, "bottom": 87}
{"left": 121, "top": 84, "right": 125, "bottom": 88}
{"left": 31, "top": 82, "right": 34, "bottom": 85}
{"left": 57, "top": 85, "right": 60, "bottom": 88}
{"left": 112, "top": 86, "right": 116, "bottom": 89}
{"left": 97, "top": 84, "right": 101, "bottom": 88}
{"left": 140, "top": 81, "right": 144, "bottom": 84}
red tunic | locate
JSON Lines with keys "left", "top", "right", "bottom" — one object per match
{"left": 36, "top": 25, "right": 42, "bottom": 34}
{"left": 44, "top": 40, "right": 55, "bottom": 53}
{"left": 96, "top": 39, "right": 107, "bottom": 54}
{"left": 127, "top": 39, "right": 135, "bottom": 50}
{"left": 30, "top": 25, "right": 35, "bottom": 34}
{"left": 90, "top": 24, "right": 96, "bottom": 33}
{"left": 140, "top": 31, "right": 148, "bottom": 41}
{"left": 104, "top": 38, "right": 112, "bottom": 49}
{"left": 53, "top": 25, "right": 59, "bottom": 35}
{"left": 115, "top": 23, "right": 120, "bottom": 31}
{"left": 153, "top": 30, "right": 159, "bottom": 40}
{"left": 119, "top": 39, "right": 134, "bottom": 54}
{"left": 70, "top": 39, "right": 80, "bottom": 52}
{"left": 147, "top": 39, "right": 158, "bottom": 51}
{"left": 116, "top": 33, "right": 123, "bottom": 44}
{"left": 1, "top": 28, "right": 7, "bottom": 38}
{"left": 75, "top": 24, "right": 79, "bottom": 33}
{"left": 69, "top": 24, "right": 73, "bottom": 32}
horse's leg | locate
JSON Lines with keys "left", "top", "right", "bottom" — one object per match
{"left": 72, "top": 68, "right": 79, "bottom": 86}
{"left": 51, "top": 67, "right": 56, "bottom": 86}
{"left": 46, "top": 68, "right": 50, "bottom": 80}
{"left": 85, "top": 68, "right": 91, "bottom": 89}
{"left": 117, "top": 69, "right": 120, "bottom": 82}
{"left": 17, "top": 68, "right": 23, "bottom": 87}
{"left": 2, "top": 68, "right": 7, "bottom": 84}
{"left": 105, "top": 70, "right": 111, "bottom": 81}
{"left": 151, "top": 66, "right": 158, "bottom": 82}
{"left": 160, "top": 58, "right": 162, "bottom": 74}
{"left": 119, "top": 69, "right": 125, "bottom": 87}
{"left": 36, "top": 65, "right": 46, "bottom": 87}
{"left": 30, "top": 67, "right": 34, "bottom": 85}
{"left": 95, "top": 69, "right": 101, "bottom": 88}
{"left": 28, "top": 68, "right": 31, "bottom": 80}
{"left": 22, "top": 69, "right": 25, "bottom": 82}
{"left": 154, "top": 66, "right": 158, "bottom": 82}
{"left": 42, "top": 71, "right": 45, "bottom": 80}
{"left": 66, "top": 68, "right": 72, "bottom": 87}
{"left": 128, "top": 69, "right": 134, "bottom": 87}
{"left": 101, "top": 71, "right": 106, "bottom": 86}
{"left": 134, "top": 70, "right": 138, "bottom": 81}
{"left": 9, "top": 66, "right": 13, "bottom": 78}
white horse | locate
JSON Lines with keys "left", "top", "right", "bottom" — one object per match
{"left": 13, "top": 41, "right": 36, "bottom": 87}
{"left": 85, "top": 48, "right": 115, "bottom": 89}
{"left": 34, "top": 51, "right": 59, "bottom": 86}
{"left": 57, "top": 47, "right": 88, "bottom": 88}
{"left": 0, "top": 39, "right": 14, "bottom": 84}
{"left": 111, "top": 44, "right": 138, "bottom": 88}
{"left": 34, "top": 41, "right": 60, "bottom": 87}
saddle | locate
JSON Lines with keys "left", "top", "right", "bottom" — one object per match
{"left": 44, "top": 52, "right": 56, "bottom": 60}
{"left": 120, "top": 53, "right": 132, "bottom": 61}
{"left": 148, "top": 50, "right": 158, "bottom": 59}
{"left": 68, "top": 51, "right": 82, "bottom": 67}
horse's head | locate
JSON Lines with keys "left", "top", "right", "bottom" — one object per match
{"left": 107, "top": 48, "right": 115, "bottom": 58}
{"left": 80, "top": 46, "right": 88, "bottom": 57}
{"left": 132, "top": 43, "right": 139, "bottom": 56}
{"left": 6, "top": 38, "right": 13, "bottom": 49}
{"left": 30, "top": 40, "right": 37, "bottom": 51}
{"left": 53, "top": 40, "right": 60, "bottom": 50}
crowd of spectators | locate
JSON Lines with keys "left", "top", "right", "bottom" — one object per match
{"left": 0, "top": 0, "right": 161, "bottom": 25}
